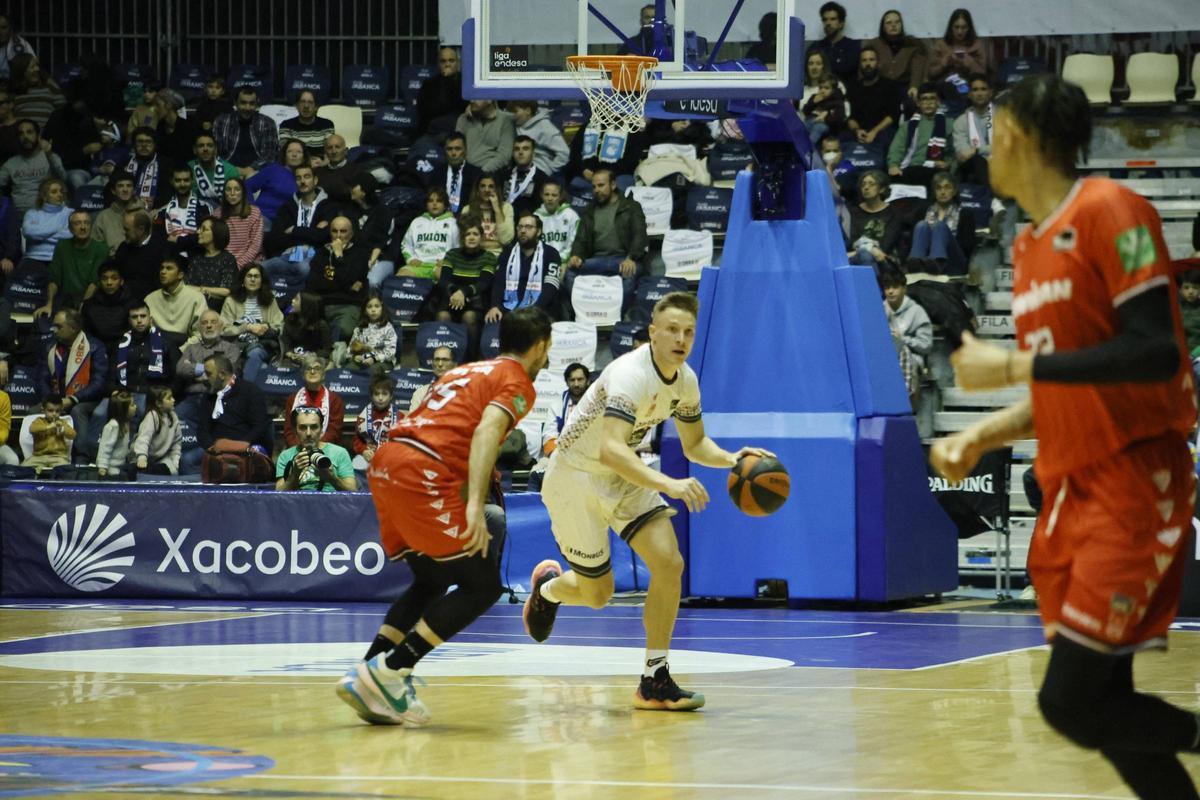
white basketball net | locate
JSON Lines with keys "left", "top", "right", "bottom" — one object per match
{"left": 566, "top": 58, "right": 657, "bottom": 133}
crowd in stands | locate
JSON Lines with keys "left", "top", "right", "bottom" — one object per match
{"left": 0, "top": 3, "right": 1154, "bottom": 480}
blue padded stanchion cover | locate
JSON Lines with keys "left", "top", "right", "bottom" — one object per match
{"left": 855, "top": 416, "right": 959, "bottom": 600}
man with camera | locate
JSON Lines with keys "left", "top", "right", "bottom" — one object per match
{"left": 275, "top": 406, "right": 357, "bottom": 492}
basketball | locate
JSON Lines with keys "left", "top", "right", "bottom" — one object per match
{"left": 727, "top": 454, "right": 790, "bottom": 516}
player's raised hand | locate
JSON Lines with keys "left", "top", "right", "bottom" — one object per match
{"left": 930, "top": 430, "right": 983, "bottom": 484}
{"left": 952, "top": 332, "right": 1025, "bottom": 390}
{"left": 665, "top": 477, "right": 709, "bottom": 513}
{"left": 459, "top": 508, "right": 492, "bottom": 557}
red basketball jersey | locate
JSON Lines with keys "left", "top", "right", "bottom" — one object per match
{"left": 387, "top": 356, "right": 535, "bottom": 477}
{"left": 1012, "top": 178, "right": 1195, "bottom": 483}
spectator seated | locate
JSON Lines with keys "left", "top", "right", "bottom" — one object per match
{"left": 284, "top": 64, "right": 332, "bottom": 104}
{"left": 18, "top": 412, "right": 75, "bottom": 465}
{"left": 342, "top": 65, "right": 390, "bottom": 109}
{"left": 415, "top": 321, "right": 468, "bottom": 367}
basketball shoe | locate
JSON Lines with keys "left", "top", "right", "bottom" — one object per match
{"left": 523, "top": 559, "right": 562, "bottom": 642}
{"left": 335, "top": 657, "right": 431, "bottom": 726}
{"left": 634, "top": 665, "right": 706, "bottom": 711}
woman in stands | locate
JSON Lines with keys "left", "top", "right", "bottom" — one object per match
{"left": 461, "top": 175, "right": 514, "bottom": 256}
{"left": 18, "top": 176, "right": 72, "bottom": 276}
{"left": 279, "top": 290, "right": 332, "bottom": 367}
{"left": 864, "top": 10, "right": 928, "bottom": 102}
{"left": 133, "top": 385, "right": 181, "bottom": 475}
{"left": 906, "top": 171, "right": 976, "bottom": 276}
{"left": 801, "top": 50, "right": 848, "bottom": 108}
{"left": 928, "top": 9, "right": 989, "bottom": 85}
{"left": 221, "top": 263, "right": 283, "bottom": 383}
{"left": 846, "top": 170, "right": 900, "bottom": 272}
{"left": 188, "top": 216, "right": 239, "bottom": 311}
{"left": 8, "top": 53, "right": 63, "bottom": 131}
{"left": 245, "top": 138, "right": 305, "bottom": 231}
{"left": 211, "top": 176, "right": 264, "bottom": 270}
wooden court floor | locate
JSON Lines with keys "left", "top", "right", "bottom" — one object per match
{"left": 2, "top": 599, "right": 1199, "bottom": 799}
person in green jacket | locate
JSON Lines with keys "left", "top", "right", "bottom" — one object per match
{"left": 1178, "top": 269, "right": 1200, "bottom": 358}
{"left": 34, "top": 210, "right": 108, "bottom": 318}
{"left": 887, "top": 82, "right": 954, "bottom": 189}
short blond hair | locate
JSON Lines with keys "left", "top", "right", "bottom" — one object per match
{"left": 652, "top": 291, "right": 699, "bottom": 320}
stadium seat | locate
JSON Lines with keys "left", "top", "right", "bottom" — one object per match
{"left": 844, "top": 141, "right": 884, "bottom": 171}
{"left": 270, "top": 275, "right": 304, "bottom": 309}
{"left": 661, "top": 229, "right": 713, "bottom": 281}
{"left": 389, "top": 366, "right": 434, "bottom": 408}
{"left": 380, "top": 275, "right": 434, "bottom": 324}
{"left": 284, "top": 64, "right": 332, "bottom": 104}
{"left": 259, "top": 104, "right": 295, "bottom": 130}
{"left": 480, "top": 320, "right": 501, "bottom": 358}
{"left": 548, "top": 321, "right": 598, "bottom": 372}
{"left": 322, "top": 104, "right": 364, "bottom": 148}
{"left": 1124, "top": 53, "right": 1179, "bottom": 104}
{"left": 1193, "top": 54, "right": 1200, "bottom": 103}
{"left": 52, "top": 63, "right": 84, "bottom": 90}
{"left": 116, "top": 63, "right": 155, "bottom": 87}
{"left": 415, "top": 322, "right": 469, "bottom": 368}
{"left": 625, "top": 186, "right": 673, "bottom": 234}
{"left": 707, "top": 140, "right": 753, "bottom": 185}
{"left": 634, "top": 275, "right": 688, "bottom": 323}
{"left": 372, "top": 103, "right": 418, "bottom": 143}
{"left": 400, "top": 64, "right": 436, "bottom": 103}
{"left": 552, "top": 103, "right": 589, "bottom": 133}
{"left": 254, "top": 364, "right": 303, "bottom": 398}
{"left": 325, "top": 368, "right": 373, "bottom": 415}
{"left": 5, "top": 366, "right": 38, "bottom": 415}
{"left": 72, "top": 184, "right": 107, "bottom": 215}
{"left": 342, "top": 65, "right": 390, "bottom": 108}
{"left": 178, "top": 416, "right": 200, "bottom": 461}
{"left": 958, "top": 183, "right": 994, "bottom": 231}
{"left": 3, "top": 267, "right": 47, "bottom": 313}
{"left": 569, "top": 179, "right": 594, "bottom": 213}
{"left": 571, "top": 275, "right": 624, "bottom": 325}
{"left": 685, "top": 186, "right": 733, "bottom": 233}
{"left": 609, "top": 320, "right": 645, "bottom": 359}
{"left": 228, "top": 64, "right": 272, "bottom": 100}
{"left": 379, "top": 185, "right": 427, "bottom": 214}
{"left": 18, "top": 414, "right": 74, "bottom": 461}
{"left": 615, "top": 174, "right": 636, "bottom": 195}
{"left": 170, "top": 63, "right": 211, "bottom": 100}
{"left": 1061, "top": 54, "right": 1114, "bottom": 105}
{"left": 997, "top": 57, "right": 1048, "bottom": 86}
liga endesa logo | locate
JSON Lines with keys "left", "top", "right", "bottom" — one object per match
{"left": 46, "top": 504, "right": 136, "bottom": 592}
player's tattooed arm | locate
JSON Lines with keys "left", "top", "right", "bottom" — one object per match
{"left": 930, "top": 397, "right": 1034, "bottom": 484}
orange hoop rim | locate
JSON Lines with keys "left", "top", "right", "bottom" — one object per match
{"left": 566, "top": 54, "right": 658, "bottom": 92}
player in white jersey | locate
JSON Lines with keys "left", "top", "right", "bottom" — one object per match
{"left": 524, "top": 292, "right": 771, "bottom": 710}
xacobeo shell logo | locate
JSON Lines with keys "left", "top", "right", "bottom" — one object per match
{"left": 46, "top": 504, "right": 136, "bottom": 591}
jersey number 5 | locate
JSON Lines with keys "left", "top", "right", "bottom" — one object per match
{"left": 425, "top": 378, "right": 472, "bottom": 411}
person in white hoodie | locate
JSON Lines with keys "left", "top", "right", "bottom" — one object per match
{"left": 534, "top": 180, "right": 580, "bottom": 260}
{"left": 398, "top": 187, "right": 458, "bottom": 281}
{"left": 509, "top": 101, "right": 569, "bottom": 176}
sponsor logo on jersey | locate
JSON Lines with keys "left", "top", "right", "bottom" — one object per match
{"left": 513, "top": 395, "right": 528, "bottom": 414}
{"left": 1012, "top": 278, "right": 1073, "bottom": 319}
{"left": 417, "top": 232, "right": 448, "bottom": 244}
{"left": 1116, "top": 224, "right": 1157, "bottom": 274}
{"left": 1052, "top": 226, "right": 1076, "bottom": 252}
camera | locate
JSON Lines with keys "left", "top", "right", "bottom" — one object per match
{"left": 306, "top": 447, "right": 332, "bottom": 471}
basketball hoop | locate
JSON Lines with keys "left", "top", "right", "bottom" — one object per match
{"left": 566, "top": 55, "right": 658, "bottom": 133}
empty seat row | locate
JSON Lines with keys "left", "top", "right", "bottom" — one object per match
{"left": 1063, "top": 52, "right": 1199, "bottom": 105}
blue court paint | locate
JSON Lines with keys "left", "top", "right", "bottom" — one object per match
{"left": 0, "top": 601, "right": 1058, "bottom": 670}
{"left": 0, "top": 735, "right": 273, "bottom": 797}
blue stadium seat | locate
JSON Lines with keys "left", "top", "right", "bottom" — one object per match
{"left": 178, "top": 416, "right": 200, "bottom": 454}
{"left": 609, "top": 320, "right": 645, "bottom": 359}
{"left": 685, "top": 186, "right": 733, "bottom": 232}
{"left": 400, "top": 64, "right": 436, "bottom": 103}
{"left": 254, "top": 364, "right": 303, "bottom": 398}
{"left": 228, "top": 64, "right": 272, "bottom": 101}
{"left": 379, "top": 185, "right": 427, "bottom": 214}
{"left": 389, "top": 366, "right": 433, "bottom": 408}
{"left": 3, "top": 267, "right": 47, "bottom": 313}
{"left": 844, "top": 141, "right": 884, "bottom": 171}
{"left": 325, "top": 368, "right": 373, "bottom": 415}
{"left": 415, "top": 322, "right": 468, "bottom": 368}
{"left": 404, "top": 135, "right": 445, "bottom": 174}
{"left": 284, "top": 64, "right": 332, "bottom": 104}
{"left": 958, "top": 183, "right": 994, "bottom": 231}
{"left": 707, "top": 140, "right": 753, "bottom": 183}
{"left": 480, "top": 321, "right": 501, "bottom": 359}
{"left": 342, "top": 65, "right": 390, "bottom": 108}
{"left": 53, "top": 63, "right": 84, "bottom": 90}
{"left": 116, "top": 63, "right": 155, "bottom": 87}
{"left": 998, "top": 57, "right": 1049, "bottom": 86}
{"left": 5, "top": 366, "right": 38, "bottom": 415}
{"left": 552, "top": 103, "right": 589, "bottom": 130}
{"left": 634, "top": 275, "right": 688, "bottom": 324}
{"left": 270, "top": 275, "right": 304, "bottom": 310}
{"left": 380, "top": 276, "right": 434, "bottom": 324}
{"left": 72, "top": 184, "right": 107, "bottom": 215}
{"left": 170, "top": 64, "right": 211, "bottom": 100}
{"left": 373, "top": 103, "right": 418, "bottom": 137}
{"left": 615, "top": 174, "right": 636, "bottom": 195}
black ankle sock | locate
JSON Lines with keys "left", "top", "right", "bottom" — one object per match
{"left": 384, "top": 632, "right": 434, "bottom": 671}
{"left": 364, "top": 634, "right": 396, "bottom": 661}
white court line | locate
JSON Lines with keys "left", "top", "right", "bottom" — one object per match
{"left": 455, "top": 631, "right": 878, "bottom": 641}
{"left": 912, "top": 644, "right": 1048, "bottom": 670}
{"left": 242, "top": 772, "right": 1130, "bottom": 799}
{"left": 0, "top": 612, "right": 281, "bottom": 645}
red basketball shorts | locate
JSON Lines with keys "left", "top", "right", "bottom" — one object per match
{"left": 367, "top": 442, "right": 469, "bottom": 560}
{"left": 1029, "top": 432, "right": 1197, "bottom": 652}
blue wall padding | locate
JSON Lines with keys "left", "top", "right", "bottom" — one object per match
{"left": 682, "top": 412, "right": 859, "bottom": 600}
{"left": 855, "top": 416, "right": 959, "bottom": 601}
{"left": 832, "top": 265, "right": 913, "bottom": 417}
{"left": 502, "top": 493, "right": 647, "bottom": 594}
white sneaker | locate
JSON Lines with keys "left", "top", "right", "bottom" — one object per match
{"left": 335, "top": 658, "right": 431, "bottom": 727}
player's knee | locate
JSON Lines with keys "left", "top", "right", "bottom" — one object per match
{"left": 1037, "top": 688, "right": 1104, "bottom": 750}
{"left": 646, "top": 549, "right": 685, "bottom": 580}
{"left": 578, "top": 575, "right": 614, "bottom": 609}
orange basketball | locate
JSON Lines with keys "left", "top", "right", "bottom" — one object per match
{"left": 727, "top": 454, "right": 790, "bottom": 516}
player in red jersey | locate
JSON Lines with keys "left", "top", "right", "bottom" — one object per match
{"left": 335, "top": 306, "right": 552, "bottom": 726}
{"left": 932, "top": 74, "right": 1200, "bottom": 799}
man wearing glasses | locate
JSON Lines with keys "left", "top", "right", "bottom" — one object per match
{"left": 282, "top": 354, "right": 345, "bottom": 447}
{"left": 275, "top": 405, "right": 356, "bottom": 492}
{"left": 408, "top": 346, "right": 456, "bottom": 413}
